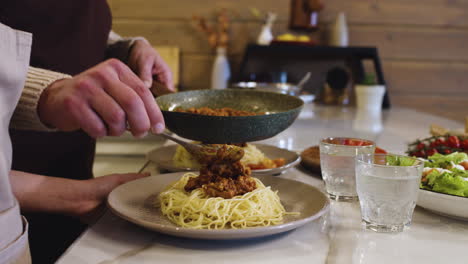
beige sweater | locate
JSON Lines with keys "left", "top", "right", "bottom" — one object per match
{"left": 10, "top": 67, "right": 71, "bottom": 131}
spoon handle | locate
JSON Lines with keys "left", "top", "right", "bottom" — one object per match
{"left": 158, "top": 131, "right": 202, "bottom": 154}
{"left": 297, "top": 72, "right": 312, "bottom": 89}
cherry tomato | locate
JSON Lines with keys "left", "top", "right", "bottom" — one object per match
{"left": 447, "top": 136, "right": 460, "bottom": 149}
{"left": 460, "top": 139, "right": 468, "bottom": 150}
{"left": 375, "top": 147, "right": 387, "bottom": 154}
{"left": 434, "top": 138, "right": 446, "bottom": 147}
{"left": 417, "top": 143, "right": 425, "bottom": 150}
{"left": 342, "top": 139, "right": 370, "bottom": 146}
{"left": 429, "top": 141, "right": 438, "bottom": 148}
{"left": 426, "top": 148, "right": 438, "bottom": 157}
{"left": 460, "top": 160, "right": 468, "bottom": 170}
{"left": 413, "top": 150, "right": 425, "bottom": 157}
{"left": 443, "top": 149, "right": 452, "bottom": 154}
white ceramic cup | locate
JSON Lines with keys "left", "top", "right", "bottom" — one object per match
{"left": 355, "top": 85, "right": 386, "bottom": 111}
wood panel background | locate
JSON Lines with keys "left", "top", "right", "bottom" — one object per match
{"left": 109, "top": 0, "right": 468, "bottom": 122}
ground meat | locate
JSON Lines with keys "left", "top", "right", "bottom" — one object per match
{"left": 184, "top": 145, "right": 257, "bottom": 199}
{"left": 202, "top": 176, "right": 257, "bottom": 199}
{"left": 175, "top": 107, "right": 264, "bottom": 116}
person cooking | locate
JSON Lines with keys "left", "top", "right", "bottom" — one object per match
{"left": 0, "top": 0, "right": 175, "bottom": 262}
{"left": 0, "top": 16, "right": 174, "bottom": 262}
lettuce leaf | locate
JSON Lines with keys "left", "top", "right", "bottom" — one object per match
{"left": 423, "top": 169, "right": 468, "bottom": 197}
{"left": 385, "top": 155, "right": 416, "bottom": 166}
{"left": 426, "top": 152, "right": 468, "bottom": 169}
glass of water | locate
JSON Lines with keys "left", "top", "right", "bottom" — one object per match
{"left": 319, "top": 137, "right": 375, "bottom": 201}
{"left": 355, "top": 153, "right": 424, "bottom": 233}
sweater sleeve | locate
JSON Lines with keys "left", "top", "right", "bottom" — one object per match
{"left": 10, "top": 66, "right": 71, "bottom": 131}
{"left": 106, "top": 30, "right": 149, "bottom": 63}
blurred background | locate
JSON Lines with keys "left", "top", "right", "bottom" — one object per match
{"left": 109, "top": 0, "right": 468, "bottom": 121}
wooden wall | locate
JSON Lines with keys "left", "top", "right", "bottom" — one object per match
{"left": 109, "top": 0, "right": 468, "bottom": 121}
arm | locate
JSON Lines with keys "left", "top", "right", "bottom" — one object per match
{"left": 12, "top": 58, "right": 165, "bottom": 137}
{"left": 10, "top": 67, "right": 71, "bottom": 131}
{"left": 10, "top": 170, "right": 149, "bottom": 218}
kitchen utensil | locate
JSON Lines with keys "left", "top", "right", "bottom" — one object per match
{"left": 156, "top": 90, "right": 303, "bottom": 143}
{"left": 158, "top": 131, "right": 244, "bottom": 162}
{"left": 296, "top": 72, "right": 312, "bottom": 90}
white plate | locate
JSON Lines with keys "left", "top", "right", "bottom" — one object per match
{"left": 107, "top": 172, "right": 329, "bottom": 240}
{"left": 146, "top": 144, "right": 301, "bottom": 176}
{"left": 417, "top": 189, "right": 468, "bottom": 221}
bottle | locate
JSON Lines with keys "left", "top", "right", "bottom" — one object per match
{"left": 289, "top": 0, "right": 323, "bottom": 31}
{"left": 211, "top": 47, "right": 231, "bottom": 89}
{"left": 257, "top": 12, "right": 277, "bottom": 45}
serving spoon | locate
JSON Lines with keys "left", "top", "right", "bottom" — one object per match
{"left": 138, "top": 132, "right": 244, "bottom": 173}
{"left": 158, "top": 131, "right": 244, "bottom": 162}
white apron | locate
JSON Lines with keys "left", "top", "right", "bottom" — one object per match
{"left": 0, "top": 23, "right": 32, "bottom": 264}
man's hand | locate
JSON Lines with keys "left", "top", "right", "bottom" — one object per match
{"left": 10, "top": 170, "right": 150, "bottom": 223}
{"left": 38, "top": 59, "right": 165, "bottom": 138}
{"left": 73, "top": 172, "right": 150, "bottom": 222}
{"left": 127, "top": 39, "right": 175, "bottom": 96}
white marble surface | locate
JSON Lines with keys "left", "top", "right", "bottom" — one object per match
{"left": 59, "top": 104, "right": 468, "bottom": 264}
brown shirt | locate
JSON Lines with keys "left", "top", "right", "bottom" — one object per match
{"left": 0, "top": 0, "right": 112, "bottom": 180}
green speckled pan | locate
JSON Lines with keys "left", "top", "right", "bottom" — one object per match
{"left": 156, "top": 90, "right": 304, "bottom": 143}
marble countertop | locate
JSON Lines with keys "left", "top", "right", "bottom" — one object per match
{"left": 59, "top": 104, "right": 468, "bottom": 264}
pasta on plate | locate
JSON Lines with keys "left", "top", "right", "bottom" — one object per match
{"left": 158, "top": 173, "right": 295, "bottom": 229}
{"left": 157, "top": 145, "right": 298, "bottom": 229}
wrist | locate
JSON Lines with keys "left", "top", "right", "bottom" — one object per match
{"left": 37, "top": 78, "right": 67, "bottom": 128}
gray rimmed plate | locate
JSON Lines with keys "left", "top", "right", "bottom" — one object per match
{"left": 107, "top": 172, "right": 329, "bottom": 240}
{"left": 155, "top": 90, "right": 304, "bottom": 143}
{"left": 146, "top": 144, "right": 301, "bottom": 176}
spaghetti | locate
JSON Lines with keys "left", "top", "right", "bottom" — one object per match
{"left": 158, "top": 173, "right": 296, "bottom": 229}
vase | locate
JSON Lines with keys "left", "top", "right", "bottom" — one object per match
{"left": 330, "top": 12, "right": 348, "bottom": 47}
{"left": 211, "top": 47, "right": 231, "bottom": 89}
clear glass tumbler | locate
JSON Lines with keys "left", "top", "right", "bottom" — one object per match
{"left": 319, "top": 137, "right": 375, "bottom": 201}
{"left": 355, "top": 153, "right": 424, "bottom": 233}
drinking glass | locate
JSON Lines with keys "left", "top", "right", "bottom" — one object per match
{"left": 319, "top": 137, "right": 375, "bottom": 201}
{"left": 355, "top": 153, "right": 424, "bottom": 233}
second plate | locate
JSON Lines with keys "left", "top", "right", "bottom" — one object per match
{"left": 147, "top": 144, "right": 301, "bottom": 176}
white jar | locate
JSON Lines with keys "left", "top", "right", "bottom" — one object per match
{"left": 211, "top": 47, "right": 231, "bottom": 89}
{"left": 354, "top": 84, "right": 386, "bottom": 112}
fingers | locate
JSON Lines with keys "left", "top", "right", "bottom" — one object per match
{"left": 136, "top": 55, "right": 154, "bottom": 89}
{"left": 152, "top": 54, "right": 174, "bottom": 92}
{"left": 129, "top": 40, "right": 175, "bottom": 93}
{"left": 73, "top": 103, "right": 108, "bottom": 138}
{"left": 94, "top": 172, "right": 151, "bottom": 199}
{"left": 109, "top": 60, "right": 165, "bottom": 134}
{"left": 71, "top": 171, "right": 150, "bottom": 222}
{"left": 104, "top": 79, "right": 150, "bottom": 137}
{"left": 88, "top": 89, "right": 127, "bottom": 137}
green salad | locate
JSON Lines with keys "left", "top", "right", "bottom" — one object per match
{"left": 420, "top": 152, "right": 468, "bottom": 198}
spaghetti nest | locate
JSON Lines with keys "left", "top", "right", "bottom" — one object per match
{"left": 158, "top": 173, "right": 294, "bottom": 229}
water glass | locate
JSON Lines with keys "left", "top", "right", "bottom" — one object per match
{"left": 319, "top": 137, "right": 375, "bottom": 201}
{"left": 355, "top": 153, "right": 424, "bottom": 233}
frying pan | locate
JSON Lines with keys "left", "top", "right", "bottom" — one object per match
{"left": 156, "top": 90, "right": 303, "bottom": 143}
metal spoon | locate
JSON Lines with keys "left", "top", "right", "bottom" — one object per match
{"left": 296, "top": 72, "right": 312, "bottom": 90}
{"left": 158, "top": 131, "right": 244, "bottom": 162}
